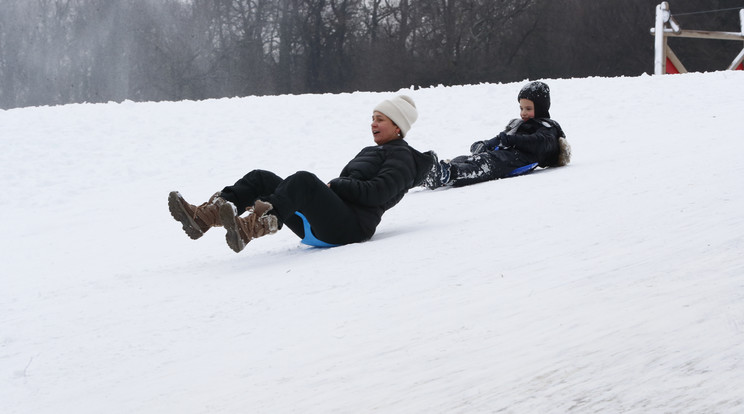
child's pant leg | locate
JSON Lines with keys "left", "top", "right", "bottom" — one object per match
{"left": 450, "top": 151, "right": 523, "bottom": 187}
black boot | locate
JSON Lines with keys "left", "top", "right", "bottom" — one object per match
{"left": 423, "top": 155, "right": 452, "bottom": 189}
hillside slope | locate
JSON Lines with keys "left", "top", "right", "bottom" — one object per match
{"left": 2, "top": 71, "right": 743, "bottom": 413}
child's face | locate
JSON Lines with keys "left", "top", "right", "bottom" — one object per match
{"left": 519, "top": 98, "right": 536, "bottom": 121}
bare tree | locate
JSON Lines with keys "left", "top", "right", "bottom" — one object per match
{"left": 1, "top": 0, "right": 742, "bottom": 109}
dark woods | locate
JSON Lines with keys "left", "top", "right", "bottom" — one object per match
{"left": 1, "top": 0, "right": 741, "bottom": 109}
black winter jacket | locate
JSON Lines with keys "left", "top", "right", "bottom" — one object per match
{"left": 486, "top": 118, "right": 566, "bottom": 167}
{"left": 329, "top": 139, "right": 433, "bottom": 238}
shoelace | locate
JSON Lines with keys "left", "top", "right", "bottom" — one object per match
{"left": 193, "top": 201, "right": 219, "bottom": 224}
{"left": 236, "top": 211, "right": 275, "bottom": 240}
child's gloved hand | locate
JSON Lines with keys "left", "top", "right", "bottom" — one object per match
{"left": 469, "top": 141, "right": 489, "bottom": 154}
{"left": 495, "top": 132, "right": 511, "bottom": 149}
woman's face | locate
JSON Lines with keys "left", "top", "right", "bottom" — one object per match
{"left": 519, "top": 98, "right": 536, "bottom": 121}
{"left": 371, "top": 111, "right": 401, "bottom": 145}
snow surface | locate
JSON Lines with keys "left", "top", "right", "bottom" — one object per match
{"left": 2, "top": 72, "right": 744, "bottom": 413}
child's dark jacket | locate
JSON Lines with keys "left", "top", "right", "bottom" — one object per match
{"left": 485, "top": 118, "right": 566, "bottom": 168}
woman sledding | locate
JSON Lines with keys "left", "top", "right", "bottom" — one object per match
{"left": 168, "top": 95, "right": 434, "bottom": 252}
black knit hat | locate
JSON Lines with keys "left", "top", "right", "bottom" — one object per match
{"left": 518, "top": 81, "right": 551, "bottom": 119}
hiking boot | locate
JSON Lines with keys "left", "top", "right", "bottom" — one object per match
{"left": 168, "top": 191, "right": 225, "bottom": 240}
{"left": 220, "top": 200, "right": 279, "bottom": 253}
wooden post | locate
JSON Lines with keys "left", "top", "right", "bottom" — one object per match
{"left": 654, "top": 2, "right": 669, "bottom": 75}
{"left": 738, "top": 9, "right": 744, "bottom": 70}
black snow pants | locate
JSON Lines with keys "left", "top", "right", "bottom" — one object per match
{"left": 219, "top": 169, "right": 366, "bottom": 245}
{"left": 449, "top": 149, "right": 527, "bottom": 187}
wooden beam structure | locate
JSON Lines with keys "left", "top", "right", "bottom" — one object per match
{"left": 650, "top": 2, "right": 744, "bottom": 74}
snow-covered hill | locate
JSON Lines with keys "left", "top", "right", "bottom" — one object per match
{"left": 2, "top": 71, "right": 743, "bottom": 413}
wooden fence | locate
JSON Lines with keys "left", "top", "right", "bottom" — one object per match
{"left": 650, "top": 1, "right": 744, "bottom": 74}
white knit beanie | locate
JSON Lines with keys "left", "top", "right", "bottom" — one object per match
{"left": 373, "top": 95, "right": 418, "bottom": 137}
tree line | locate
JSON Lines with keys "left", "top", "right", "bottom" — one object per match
{"left": 1, "top": 0, "right": 742, "bottom": 109}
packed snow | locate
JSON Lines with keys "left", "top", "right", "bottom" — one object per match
{"left": 2, "top": 71, "right": 743, "bottom": 413}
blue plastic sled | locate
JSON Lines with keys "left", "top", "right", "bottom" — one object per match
{"left": 294, "top": 211, "right": 340, "bottom": 248}
{"left": 491, "top": 147, "right": 539, "bottom": 178}
{"left": 506, "top": 162, "right": 538, "bottom": 177}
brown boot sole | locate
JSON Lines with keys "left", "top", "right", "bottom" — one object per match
{"left": 219, "top": 202, "right": 247, "bottom": 253}
{"left": 168, "top": 191, "right": 204, "bottom": 240}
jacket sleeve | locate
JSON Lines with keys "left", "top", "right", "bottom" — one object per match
{"left": 483, "top": 135, "right": 503, "bottom": 150}
{"left": 329, "top": 146, "right": 416, "bottom": 208}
